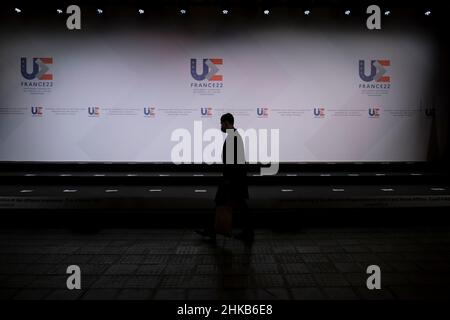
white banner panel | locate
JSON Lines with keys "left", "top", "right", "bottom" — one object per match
{"left": 0, "top": 25, "right": 437, "bottom": 162}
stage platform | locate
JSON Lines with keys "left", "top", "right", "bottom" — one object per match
{"left": 0, "top": 161, "right": 448, "bottom": 185}
{"left": 1, "top": 162, "right": 448, "bottom": 212}
{"left": 0, "top": 184, "right": 449, "bottom": 211}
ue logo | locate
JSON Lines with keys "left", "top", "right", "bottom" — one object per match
{"left": 88, "top": 107, "right": 100, "bottom": 116}
{"left": 368, "top": 108, "right": 380, "bottom": 118}
{"left": 31, "top": 106, "right": 43, "bottom": 116}
{"left": 200, "top": 107, "right": 213, "bottom": 117}
{"left": 257, "top": 107, "right": 269, "bottom": 117}
{"left": 191, "top": 58, "right": 223, "bottom": 81}
{"left": 359, "top": 59, "right": 390, "bottom": 82}
{"left": 21, "top": 57, "right": 53, "bottom": 80}
{"left": 144, "top": 107, "right": 156, "bottom": 117}
{"left": 313, "top": 108, "right": 325, "bottom": 118}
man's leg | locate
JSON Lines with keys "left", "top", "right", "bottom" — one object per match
{"left": 194, "top": 205, "right": 217, "bottom": 239}
{"left": 240, "top": 201, "right": 254, "bottom": 235}
{"left": 195, "top": 183, "right": 226, "bottom": 239}
{"left": 235, "top": 200, "right": 254, "bottom": 241}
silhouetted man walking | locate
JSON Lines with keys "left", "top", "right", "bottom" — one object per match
{"left": 195, "top": 113, "right": 254, "bottom": 242}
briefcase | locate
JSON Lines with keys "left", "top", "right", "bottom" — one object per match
{"left": 214, "top": 205, "right": 233, "bottom": 236}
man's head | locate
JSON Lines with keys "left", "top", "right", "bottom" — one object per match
{"left": 220, "top": 113, "right": 234, "bottom": 133}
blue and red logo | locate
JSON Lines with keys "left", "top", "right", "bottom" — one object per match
{"left": 31, "top": 106, "right": 43, "bottom": 116}
{"left": 359, "top": 59, "right": 390, "bottom": 82}
{"left": 257, "top": 107, "right": 269, "bottom": 118}
{"left": 200, "top": 107, "right": 213, "bottom": 117}
{"left": 21, "top": 57, "right": 53, "bottom": 80}
{"left": 144, "top": 107, "right": 156, "bottom": 117}
{"left": 191, "top": 58, "right": 223, "bottom": 81}
{"left": 88, "top": 107, "right": 100, "bottom": 117}
{"left": 368, "top": 107, "right": 380, "bottom": 118}
{"left": 313, "top": 107, "right": 325, "bottom": 118}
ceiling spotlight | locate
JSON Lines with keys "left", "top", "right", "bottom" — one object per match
{"left": 425, "top": 10, "right": 431, "bottom": 16}
{"left": 222, "top": 9, "right": 229, "bottom": 15}
{"left": 263, "top": 10, "right": 270, "bottom": 15}
{"left": 57, "top": 9, "right": 63, "bottom": 14}
{"left": 344, "top": 10, "right": 351, "bottom": 15}
{"left": 14, "top": 8, "right": 21, "bottom": 13}
{"left": 97, "top": 9, "right": 103, "bottom": 14}
{"left": 138, "top": 9, "right": 144, "bottom": 14}
{"left": 304, "top": 10, "right": 311, "bottom": 16}
{"left": 180, "top": 9, "right": 187, "bottom": 14}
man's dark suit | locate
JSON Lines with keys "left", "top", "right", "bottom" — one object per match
{"left": 214, "top": 128, "right": 249, "bottom": 205}
{"left": 214, "top": 129, "right": 252, "bottom": 236}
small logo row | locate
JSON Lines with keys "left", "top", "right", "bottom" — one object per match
{"left": 26, "top": 106, "right": 435, "bottom": 118}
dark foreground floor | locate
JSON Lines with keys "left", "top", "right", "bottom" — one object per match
{"left": 1, "top": 227, "right": 450, "bottom": 300}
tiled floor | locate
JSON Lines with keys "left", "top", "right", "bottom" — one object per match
{"left": 0, "top": 227, "right": 450, "bottom": 300}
